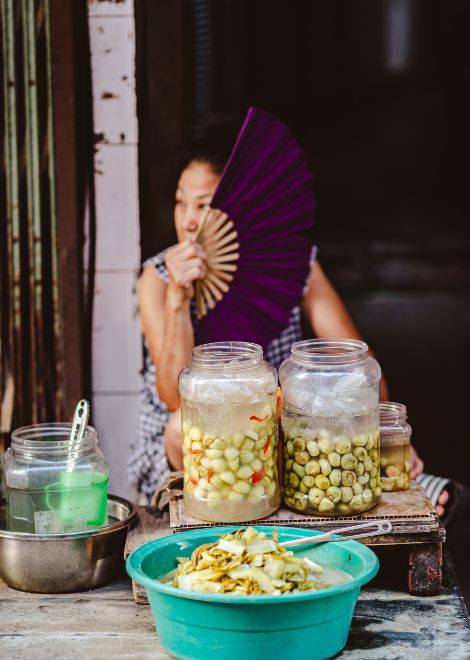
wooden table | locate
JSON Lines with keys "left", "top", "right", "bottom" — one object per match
{"left": 1, "top": 553, "right": 470, "bottom": 659}
{"left": 168, "top": 481, "right": 446, "bottom": 596}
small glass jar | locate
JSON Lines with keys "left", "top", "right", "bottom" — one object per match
{"left": 179, "top": 341, "right": 280, "bottom": 522}
{"left": 279, "top": 339, "right": 382, "bottom": 516}
{"left": 379, "top": 402, "right": 411, "bottom": 491}
{"left": 2, "top": 423, "right": 109, "bottom": 533}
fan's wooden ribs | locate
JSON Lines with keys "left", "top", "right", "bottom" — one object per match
{"left": 195, "top": 207, "right": 240, "bottom": 318}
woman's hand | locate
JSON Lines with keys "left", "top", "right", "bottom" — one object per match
{"left": 410, "top": 445, "right": 424, "bottom": 478}
{"left": 165, "top": 240, "right": 207, "bottom": 306}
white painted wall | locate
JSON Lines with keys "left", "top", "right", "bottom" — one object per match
{"left": 88, "top": 0, "right": 140, "bottom": 501}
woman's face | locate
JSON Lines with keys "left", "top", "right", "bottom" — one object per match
{"left": 174, "top": 161, "right": 220, "bottom": 242}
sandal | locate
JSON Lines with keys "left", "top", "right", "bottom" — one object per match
{"left": 417, "top": 473, "right": 469, "bottom": 528}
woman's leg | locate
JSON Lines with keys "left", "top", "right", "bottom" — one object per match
{"left": 164, "top": 407, "right": 183, "bottom": 471}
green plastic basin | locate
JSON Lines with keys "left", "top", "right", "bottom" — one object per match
{"left": 126, "top": 526, "right": 379, "bottom": 660}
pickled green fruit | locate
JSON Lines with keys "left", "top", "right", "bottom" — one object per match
{"left": 353, "top": 447, "right": 368, "bottom": 461}
{"left": 326, "top": 486, "right": 341, "bottom": 503}
{"left": 341, "top": 471, "right": 356, "bottom": 487}
{"left": 302, "top": 475, "right": 315, "bottom": 489}
{"left": 282, "top": 421, "right": 381, "bottom": 515}
{"left": 396, "top": 473, "right": 408, "bottom": 489}
{"left": 319, "top": 458, "right": 332, "bottom": 475}
{"left": 328, "top": 451, "right": 341, "bottom": 467}
{"left": 294, "top": 451, "right": 310, "bottom": 466}
{"left": 352, "top": 482, "right": 363, "bottom": 495}
{"left": 352, "top": 434, "right": 368, "bottom": 447}
{"left": 314, "top": 474, "right": 331, "bottom": 490}
{"left": 341, "top": 453, "right": 358, "bottom": 470}
{"left": 305, "top": 460, "right": 321, "bottom": 476}
{"left": 233, "top": 480, "right": 251, "bottom": 495}
{"left": 335, "top": 437, "right": 352, "bottom": 455}
{"left": 293, "top": 492, "right": 307, "bottom": 510}
{"left": 308, "top": 487, "right": 324, "bottom": 506}
{"left": 292, "top": 462, "right": 306, "bottom": 478}
{"left": 329, "top": 469, "right": 342, "bottom": 487}
{"left": 318, "top": 497, "right": 335, "bottom": 512}
{"left": 385, "top": 464, "right": 400, "bottom": 478}
{"left": 354, "top": 462, "right": 365, "bottom": 476}
{"left": 362, "top": 488, "right": 373, "bottom": 504}
{"left": 318, "top": 437, "right": 334, "bottom": 454}
{"left": 306, "top": 439, "right": 320, "bottom": 457}
{"left": 293, "top": 437, "right": 306, "bottom": 452}
{"left": 380, "top": 441, "right": 410, "bottom": 491}
{"left": 289, "top": 472, "right": 300, "bottom": 489}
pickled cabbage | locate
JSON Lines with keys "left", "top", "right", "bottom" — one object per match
{"left": 171, "top": 528, "right": 331, "bottom": 595}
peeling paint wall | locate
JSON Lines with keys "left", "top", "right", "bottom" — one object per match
{"left": 88, "top": 0, "right": 140, "bottom": 501}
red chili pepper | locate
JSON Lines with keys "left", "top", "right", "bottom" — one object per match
{"left": 250, "top": 414, "right": 269, "bottom": 422}
{"left": 263, "top": 437, "right": 271, "bottom": 455}
{"left": 191, "top": 448, "right": 202, "bottom": 455}
{"left": 250, "top": 466, "right": 266, "bottom": 484}
{"left": 207, "top": 468, "right": 214, "bottom": 482}
{"left": 190, "top": 478, "right": 198, "bottom": 486}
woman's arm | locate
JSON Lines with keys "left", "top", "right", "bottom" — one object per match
{"left": 138, "top": 241, "right": 206, "bottom": 411}
{"left": 302, "top": 260, "right": 389, "bottom": 400}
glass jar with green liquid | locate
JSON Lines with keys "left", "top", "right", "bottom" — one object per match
{"left": 2, "top": 423, "right": 109, "bottom": 533}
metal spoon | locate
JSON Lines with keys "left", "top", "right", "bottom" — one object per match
{"left": 281, "top": 520, "right": 392, "bottom": 548}
{"left": 69, "top": 399, "right": 90, "bottom": 447}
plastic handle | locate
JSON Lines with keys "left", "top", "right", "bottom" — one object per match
{"left": 280, "top": 520, "right": 393, "bottom": 548}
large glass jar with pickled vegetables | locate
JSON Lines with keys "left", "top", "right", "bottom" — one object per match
{"left": 379, "top": 402, "right": 411, "bottom": 491}
{"left": 179, "top": 341, "right": 280, "bottom": 522}
{"left": 279, "top": 339, "right": 382, "bottom": 516}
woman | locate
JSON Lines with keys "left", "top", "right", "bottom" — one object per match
{"left": 128, "top": 152, "right": 450, "bottom": 516}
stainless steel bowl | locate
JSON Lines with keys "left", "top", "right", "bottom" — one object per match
{"left": 0, "top": 495, "right": 137, "bottom": 593}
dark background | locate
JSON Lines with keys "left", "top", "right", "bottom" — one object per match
{"left": 135, "top": 0, "right": 470, "bottom": 483}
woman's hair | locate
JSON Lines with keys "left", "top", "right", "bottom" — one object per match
{"left": 175, "top": 137, "right": 232, "bottom": 179}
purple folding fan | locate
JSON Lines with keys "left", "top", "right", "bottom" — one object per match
{"left": 194, "top": 107, "right": 316, "bottom": 350}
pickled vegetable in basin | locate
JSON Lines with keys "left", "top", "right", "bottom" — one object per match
{"left": 126, "top": 526, "right": 379, "bottom": 660}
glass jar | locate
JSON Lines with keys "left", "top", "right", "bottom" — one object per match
{"left": 179, "top": 341, "right": 280, "bottom": 522}
{"left": 2, "top": 423, "right": 109, "bottom": 533}
{"left": 379, "top": 402, "right": 411, "bottom": 491}
{"left": 279, "top": 339, "right": 382, "bottom": 516}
